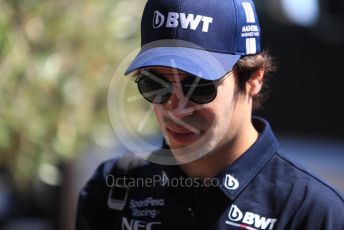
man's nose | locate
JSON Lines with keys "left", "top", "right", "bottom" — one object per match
{"left": 163, "top": 83, "right": 194, "bottom": 119}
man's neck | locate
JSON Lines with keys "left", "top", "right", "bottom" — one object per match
{"left": 180, "top": 121, "right": 259, "bottom": 179}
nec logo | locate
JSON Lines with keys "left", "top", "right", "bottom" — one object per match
{"left": 122, "top": 217, "right": 161, "bottom": 230}
{"left": 153, "top": 10, "right": 213, "bottom": 32}
{"left": 226, "top": 205, "right": 277, "bottom": 230}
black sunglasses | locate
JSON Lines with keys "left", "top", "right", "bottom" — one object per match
{"left": 135, "top": 70, "right": 219, "bottom": 104}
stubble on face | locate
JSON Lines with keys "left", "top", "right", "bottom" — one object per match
{"left": 153, "top": 72, "right": 238, "bottom": 163}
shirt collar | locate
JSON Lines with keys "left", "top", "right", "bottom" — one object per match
{"left": 215, "top": 116, "right": 280, "bottom": 200}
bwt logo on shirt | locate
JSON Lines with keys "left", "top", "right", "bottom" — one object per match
{"left": 226, "top": 205, "right": 277, "bottom": 230}
{"left": 153, "top": 10, "right": 213, "bottom": 32}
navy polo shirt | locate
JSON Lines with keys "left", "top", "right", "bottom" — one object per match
{"left": 75, "top": 117, "right": 344, "bottom": 230}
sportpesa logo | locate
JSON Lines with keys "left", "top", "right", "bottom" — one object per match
{"left": 152, "top": 11, "right": 213, "bottom": 32}
{"left": 226, "top": 205, "right": 278, "bottom": 230}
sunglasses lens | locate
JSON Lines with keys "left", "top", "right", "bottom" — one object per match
{"left": 137, "top": 72, "right": 217, "bottom": 105}
{"left": 183, "top": 78, "right": 217, "bottom": 104}
{"left": 137, "top": 74, "right": 171, "bottom": 104}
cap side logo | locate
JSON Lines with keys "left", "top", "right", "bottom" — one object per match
{"left": 246, "top": 38, "right": 257, "bottom": 54}
{"left": 153, "top": 11, "right": 165, "bottom": 29}
{"left": 242, "top": 2, "right": 256, "bottom": 23}
{"left": 224, "top": 174, "right": 239, "bottom": 190}
{"left": 242, "top": 2, "right": 258, "bottom": 55}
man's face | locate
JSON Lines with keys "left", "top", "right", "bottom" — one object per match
{"left": 149, "top": 67, "right": 244, "bottom": 162}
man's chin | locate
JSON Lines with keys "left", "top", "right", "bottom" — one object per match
{"left": 168, "top": 141, "right": 216, "bottom": 164}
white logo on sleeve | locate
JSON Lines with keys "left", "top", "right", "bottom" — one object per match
{"left": 152, "top": 10, "right": 213, "bottom": 32}
{"left": 224, "top": 174, "right": 239, "bottom": 190}
{"left": 161, "top": 171, "right": 169, "bottom": 186}
{"left": 226, "top": 205, "right": 278, "bottom": 230}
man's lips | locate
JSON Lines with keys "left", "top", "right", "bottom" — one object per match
{"left": 165, "top": 125, "right": 203, "bottom": 144}
{"left": 166, "top": 126, "right": 198, "bottom": 134}
{"left": 161, "top": 111, "right": 208, "bottom": 144}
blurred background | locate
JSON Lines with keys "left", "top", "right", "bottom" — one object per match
{"left": 0, "top": 0, "right": 343, "bottom": 229}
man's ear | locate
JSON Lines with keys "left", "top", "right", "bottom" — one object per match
{"left": 246, "top": 68, "right": 264, "bottom": 97}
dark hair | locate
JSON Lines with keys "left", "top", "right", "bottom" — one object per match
{"left": 232, "top": 50, "right": 277, "bottom": 110}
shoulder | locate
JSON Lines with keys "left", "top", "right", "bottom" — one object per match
{"left": 273, "top": 151, "right": 344, "bottom": 201}
{"left": 266, "top": 151, "right": 344, "bottom": 228}
{"left": 75, "top": 153, "right": 160, "bottom": 229}
{"left": 85, "top": 153, "right": 160, "bottom": 187}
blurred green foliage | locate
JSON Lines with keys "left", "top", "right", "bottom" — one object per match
{"left": 0, "top": 0, "right": 146, "bottom": 190}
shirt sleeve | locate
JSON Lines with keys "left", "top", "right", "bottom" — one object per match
{"left": 305, "top": 190, "right": 344, "bottom": 230}
{"left": 75, "top": 159, "right": 120, "bottom": 230}
{"left": 288, "top": 184, "right": 344, "bottom": 230}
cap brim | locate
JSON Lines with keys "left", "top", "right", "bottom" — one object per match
{"left": 125, "top": 47, "right": 241, "bottom": 80}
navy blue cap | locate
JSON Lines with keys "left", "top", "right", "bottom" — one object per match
{"left": 125, "top": 0, "right": 262, "bottom": 80}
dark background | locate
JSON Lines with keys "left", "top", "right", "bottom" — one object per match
{"left": 255, "top": 0, "right": 344, "bottom": 138}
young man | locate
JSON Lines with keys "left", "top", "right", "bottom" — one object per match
{"left": 75, "top": 0, "right": 344, "bottom": 229}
